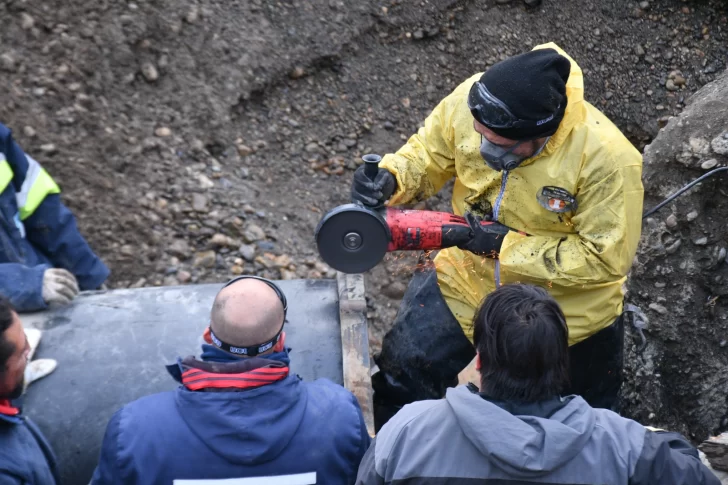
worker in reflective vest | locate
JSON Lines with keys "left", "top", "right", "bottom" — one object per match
{"left": 0, "top": 123, "right": 109, "bottom": 313}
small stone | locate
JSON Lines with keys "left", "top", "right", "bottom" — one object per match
{"left": 0, "top": 53, "right": 16, "bottom": 72}
{"left": 634, "top": 44, "right": 645, "bottom": 57}
{"left": 243, "top": 223, "right": 266, "bottom": 243}
{"left": 655, "top": 281, "right": 666, "bottom": 288}
{"left": 197, "top": 174, "right": 215, "bottom": 189}
{"left": 665, "top": 214, "right": 678, "bottom": 228}
{"left": 168, "top": 239, "right": 191, "bottom": 259}
{"left": 413, "top": 29, "right": 424, "bottom": 40}
{"left": 605, "top": 91, "right": 614, "bottom": 100}
{"left": 184, "top": 5, "right": 199, "bottom": 23}
{"left": 719, "top": 247, "right": 727, "bottom": 262}
{"left": 290, "top": 66, "right": 306, "bottom": 79}
{"left": 191, "top": 193, "right": 208, "bottom": 212}
{"left": 40, "top": 143, "right": 57, "bottom": 154}
{"left": 120, "top": 245, "right": 135, "bottom": 257}
{"left": 230, "top": 264, "right": 244, "bottom": 275}
{"left": 23, "top": 126, "right": 35, "bottom": 138}
{"left": 236, "top": 143, "right": 253, "bottom": 157}
{"left": 687, "top": 211, "right": 699, "bottom": 222}
{"left": 694, "top": 237, "right": 708, "bottom": 246}
{"left": 720, "top": 340, "right": 727, "bottom": 348}
{"left": 648, "top": 303, "right": 668, "bottom": 315}
{"left": 639, "top": 1, "right": 649, "bottom": 9}
{"left": 665, "top": 239, "right": 682, "bottom": 254}
{"left": 210, "top": 233, "right": 235, "bottom": 247}
{"left": 273, "top": 254, "right": 292, "bottom": 268}
{"left": 342, "top": 138, "right": 357, "bottom": 148}
{"left": 673, "top": 74, "right": 686, "bottom": 87}
{"left": 648, "top": 412, "right": 656, "bottom": 420}
{"left": 280, "top": 269, "right": 297, "bottom": 280}
{"left": 701, "top": 159, "right": 718, "bottom": 170}
{"left": 177, "top": 270, "right": 192, "bottom": 283}
{"left": 154, "top": 126, "right": 171, "bottom": 137}
{"left": 193, "top": 250, "right": 217, "bottom": 268}
{"left": 141, "top": 62, "right": 159, "bottom": 82}
{"left": 711, "top": 132, "right": 728, "bottom": 156}
{"left": 163, "top": 275, "right": 180, "bottom": 286}
{"left": 382, "top": 281, "right": 407, "bottom": 299}
{"left": 383, "top": 121, "right": 395, "bottom": 131}
{"left": 238, "top": 244, "right": 256, "bottom": 261}
{"left": 665, "top": 79, "right": 678, "bottom": 91}
{"left": 20, "top": 12, "right": 34, "bottom": 30}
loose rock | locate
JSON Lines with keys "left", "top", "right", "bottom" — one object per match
{"left": 243, "top": 223, "right": 266, "bottom": 243}
{"left": 168, "top": 239, "right": 191, "bottom": 259}
{"left": 20, "top": 12, "right": 35, "bottom": 30}
{"left": 238, "top": 244, "right": 256, "bottom": 261}
{"left": 192, "top": 193, "right": 208, "bottom": 212}
{"left": 687, "top": 211, "right": 699, "bottom": 222}
{"left": 694, "top": 237, "right": 708, "bottom": 246}
{"left": 701, "top": 159, "right": 718, "bottom": 170}
{"left": 154, "top": 126, "right": 171, "bottom": 137}
{"left": 177, "top": 270, "right": 192, "bottom": 283}
{"left": 648, "top": 303, "right": 668, "bottom": 315}
{"left": 290, "top": 66, "right": 306, "bottom": 79}
{"left": 711, "top": 132, "right": 728, "bottom": 156}
{"left": 193, "top": 250, "right": 217, "bottom": 268}
{"left": 382, "top": 281, "right": 407, "bottom": 299}
{"left": 665, "top": 214, "right": 678, "bottom": 228}
{"left": 0, "top": 53, "right": 16, "bottom": 72}
{"left": 141, "top": 62, "right": 159, "bottom": 82}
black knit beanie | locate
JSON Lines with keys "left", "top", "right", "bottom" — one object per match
{"left": 478, "top": 48, "right": 571, "bottom": 140}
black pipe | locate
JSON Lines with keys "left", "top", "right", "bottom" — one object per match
{"left": 642, "top": 166, "right": 728, "bottom": 219}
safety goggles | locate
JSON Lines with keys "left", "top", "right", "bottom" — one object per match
{"left": 467, "top": 81, "right": 558, "bottom": 130}
{"left": 207, "top": 276, "right": 288, "bottom": 357}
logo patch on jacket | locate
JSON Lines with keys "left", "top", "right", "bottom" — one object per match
{"left": 537, "top": 186, "right": 578, "bottom": 214}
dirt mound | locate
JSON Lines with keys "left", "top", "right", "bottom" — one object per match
{"left": 622, "top": 68, "right": 728, "bottom": 440}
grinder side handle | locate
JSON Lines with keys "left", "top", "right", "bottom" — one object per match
{"left": 362, "top": 153, "right": 382, "bottom": 180}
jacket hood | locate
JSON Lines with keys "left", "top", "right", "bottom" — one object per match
{"left": 446, "top": 386, "right": 596, "bottom": 478}
{"left": 174, "top": 371, "right": 306, "bottom": 466}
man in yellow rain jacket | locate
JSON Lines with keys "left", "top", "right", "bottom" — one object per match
{"left": 351, "top": 43, "right": 643, "bottom": 429}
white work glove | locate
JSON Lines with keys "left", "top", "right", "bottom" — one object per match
{"left": 42, "top": 268, "right": 80, "bottom": 305}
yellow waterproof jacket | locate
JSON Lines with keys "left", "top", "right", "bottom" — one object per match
{"left": 380, "top": 43, "right": 643, "bottom": 345}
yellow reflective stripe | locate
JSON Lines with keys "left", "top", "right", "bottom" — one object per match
{"left": 19, "top": 168, "right": 60, "bottom": 220}
{"left": 0, "top": 158, "right": 12, "bottom": 194}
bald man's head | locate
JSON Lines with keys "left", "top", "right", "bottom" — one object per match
{"left": 210, "top": 278, "right": 285, "bottom": 351}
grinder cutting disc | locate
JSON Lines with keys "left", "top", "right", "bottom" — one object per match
{"left": 315, "top": 203, "right": 390, "bottom": 274}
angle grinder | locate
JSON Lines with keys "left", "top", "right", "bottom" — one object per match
{"left": 315, "top": 154, "right": 502, "bottom": 274}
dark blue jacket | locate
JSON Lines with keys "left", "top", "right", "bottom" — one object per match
{"left": 92, "top": 348, "right": 371, "bottom": 485}
{"left": 0, "top": 123, "right": 109, "bottom": 312}
{"left": 0, "top": 402, "right": 59, "bottom": 485}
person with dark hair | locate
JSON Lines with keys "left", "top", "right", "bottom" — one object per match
{"left": 92, "top": 276, "right": 370, "bottom": 485}
{"left": 352, "top": 42, "right": 643, "bottom": 429}
{"left": 356, "top": 284, "right": 720, "bottom": 485}
{"left": 0, "top": 295, "right": 60, "bottom": 485}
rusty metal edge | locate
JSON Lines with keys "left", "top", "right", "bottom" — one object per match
{"left": 336, "top": 272, "right": 374, "bottom": 437}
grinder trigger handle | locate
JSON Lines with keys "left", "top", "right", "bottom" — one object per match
{"left": 362, "top": 153, "right": 382, "bottom": 180}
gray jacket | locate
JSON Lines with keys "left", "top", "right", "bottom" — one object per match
{"left": 356, "top": 385, "right": 719, "bottom": 485}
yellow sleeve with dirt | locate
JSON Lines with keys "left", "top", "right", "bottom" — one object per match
{"left": 379, "top": 93, "right": 460, "bottom": 205}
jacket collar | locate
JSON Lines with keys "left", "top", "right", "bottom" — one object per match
{"left": 167, "top": 347, "right": 290, "bottom": 392}
{"left": 0, "top": 399, "right": 22, "bottom": 424}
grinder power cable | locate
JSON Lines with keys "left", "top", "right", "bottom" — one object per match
{"left": 315, "top": 154, "right": 506, "bottom": 274}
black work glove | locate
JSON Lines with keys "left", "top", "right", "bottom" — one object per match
{"left": 351, "top": 165, "right": 397, "bottom": 207}
{"left": 457, "top": 212, "right": 512, "bottom": 258}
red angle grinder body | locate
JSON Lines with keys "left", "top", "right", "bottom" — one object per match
{"left": 315, "top": 203, "right": 490, "bottom": 274}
